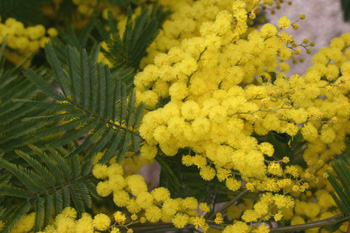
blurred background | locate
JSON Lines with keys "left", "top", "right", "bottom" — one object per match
{"left": 267, "top": 0, "right": 350, "bottom": 75}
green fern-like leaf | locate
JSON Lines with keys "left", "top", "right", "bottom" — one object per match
{"left": 23, "top": 43, "right": 144, "bottom": 164}
{"left": 51, "top": 17, "right": 97, "bottom": 64}
{"left": 0, "top": 145, "right": 97, "bottom": 233}
{"left": 0, "top": 36, "right": 54, "bottom": 156}
{"left": 156, "top": 151, "right": 250, "bottom": 202}
{"left": 96, "top": 4, "right": 170, "bottom": 71}
{"left": 342, "top": 0, "right": 350, "bottom": 22}
{"left": 328, "top": 159, "right": 350, "bottom": 216}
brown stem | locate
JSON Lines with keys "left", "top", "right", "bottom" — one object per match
{"left": 269, "top": 214, "right": 349, "bottom": 233}
{"left": 209, "top": 189, "right": 249, "bottom": 220}
{"left": 130, "top": 214, "right": 350, "bottom": 233}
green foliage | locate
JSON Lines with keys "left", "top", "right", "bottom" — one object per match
{"left": 96, "top": 4, "right": 170, "bottom": 72}
{"left": 0, "top": 37, "right": 54, "bottom": 157}
{"left": 0, "top": 0, "right": 49, "bottom": 25}
{"left": 0, "top": 2, "right": 169, "bottom": 232}
{"left": 52, "top": 17, "right": 98, "bottom": 63}
{"left": 22, "top": 43, "right": 144, "bottom": 164}
{"left": 0, "top": 145, "right": 98, "bottom": 233}
{"left": 328, "top": 158, "right": 350, "bottom": 217}
{"left": 156, "top": 151, "right": 252, "bottom": 204}
{"left": 157, "top": 152, "right": 212, "bottom": 201}
{"left": 341, "top": 0, "right": 350, "bottom": 22}
{"left": 256, "top": 131, "right": 304, "bottom": 165}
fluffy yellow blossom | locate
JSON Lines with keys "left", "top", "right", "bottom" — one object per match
{"left": 24, "top": 3, "right": 350, "bottom": 233}
{"left": 114, "top": 211, "right": 126, "bottom": 225}
{"left": 200, "top": 166, "right": 216, "bottom": 180}
{"left": 93, "top": 214, "right": 111, "bottom": 231}
{"left": 223, "top": 221, "right": 249, "bottom": 233}
{"left": 151, "top": 187, "right": 171, "bottom": 203}
{"left": 62, "top": 207, "right": 77, "bottom": 219}
{"left": 0, "top": 18, "right": 50, "bottom": 66}
{"left": 126, "top": 174, "right": 148, "bottom": 195}
{"left": 278, "top": 16, "right": 291, "bottom": 29}
{"left": 96, "top": 181, "right": 112, "bottom": 197}
{"left": 113, "top": 190, "right": 130, "bottom": 207}
{"left": 136, "top": 192, "right": 154, "bottom": 209}
{"left": 93, "top": 164, "right": 109, "bottom": 179}
{"left": 163, "top": 199, "right": 180, "bottom": 216}
{"left": 172, "top": 213, "right": 189, "bottom": 229}
{"left": 145, "top": 205, "right": 162, "bottom": 223}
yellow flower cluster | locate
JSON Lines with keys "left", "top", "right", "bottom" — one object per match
{"left": 4, "top": 0, "right": 350, "bottom": 232}
{"left": 92, "top": 162, "right": 215, "bottom": 231}
{"left": 289, "top": 190, "right": 349, "bottom": 233}
{"left": 133, "top": 0, "right": 350, "bottom": 230}
{"left": 36, "top": 207, "right": 112, "bottom": 233}
{"left": 0, "top": 18, "right": 56, "bottom": 66}
{"left": 136, "top": 0, "right": 328, "bottom": 193}
{"left": 140, "top": 0, "right": 266, "bottom": 67}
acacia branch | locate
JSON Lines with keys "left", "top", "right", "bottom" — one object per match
{"left": 130, "top": 214, "right": 350, "bottom": 233}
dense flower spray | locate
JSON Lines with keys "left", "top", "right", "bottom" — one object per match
{"left": 1, "top": 0, "right": 350, "bottom": 233}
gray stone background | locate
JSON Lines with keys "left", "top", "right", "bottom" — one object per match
{"left": 268, "top": 0, "right": 350, "bottom": 74}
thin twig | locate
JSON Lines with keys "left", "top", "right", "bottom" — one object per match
{"left": 269, "top": 214, "right": 349, "bottom": 232}
{"left": 209, "top": 189, "right": 249, "bottom": 219}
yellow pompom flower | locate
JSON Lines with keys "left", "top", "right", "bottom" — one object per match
{"left": 140, "top": 144, "right": 158, "bottom": 160}
{"left": 320, "top": 128, "right": 336, "bottom": 144}
{"left": 126, "top": 198, "right": 142, "bottom": 214}
{"left": 199, "top": 203, "right": 211, "bottom": 213}
{"left": 223, "top": 221, "right": 249, "bottom": 233}
{"left": 113, "top": 190, "right": 130, "bottom": 207}
{"left": 200, "top": 166, "right": 216, "bottom": 181}
{"left": 172, "top": 213, "right": 189, "bottom": 229}
{"left": 278, "top": 16, "right": 291, "bottom": 29}
{"left": 93, "top": 164, "right": 108, "bottom": 179}
{"left": 136, "top": 192, "right": 154, "bottom": 209}
{"left": 126, "top": 175, "right": 148, "bottom": 195}
{"left": 260, "top": 23, "right": 277, "bottom": 38}
{"left": 182, "top": 197, "right": 198, "bottom": 210}
{"left": 93, "top": 214, "right": 111, "bottom": 231}
{"left": 107, "top": 163, "right": 124, "bottom": 177}
{"left": 111, "top": 227, "right": 121, "bottom": 233}
{"left": 56, "top": 217, "right": 76, "bottom": 233}
{"left": 153, "top": 125, "right": 172, "bottom": 144}
{"left": 226, "top": 178, "right": 241, "bottom": 191}
{"left": 252, "top": 224, "right": 270, "bottom": 233}
{"left": 169, "top": 82, "right": 189, "bottom": 100}
{"left": 75, "top": 216, "right": 94, "bottom": 233}
{"left": 242, "top": 209, "right": 258, "bottom": 222}
{"left": 259, "top": 142, "right": 274, "bottom": 157}
{"left": 62, "top": 207, "right": 77, "bottom": 219}
{"left": 96, "top": 181, "right": 112, "bottom": 197}
{"left": 151, "top": 187, "right": 171, "bottom": 203}
{"left": 162, "top": 198, "right": 180, "bottom": 216}
{"left": 268, "top": 162, "right": 283, "bottom": 176}
{"left": 114, "top": 211, "right": 126, "bottom": 225}
{"left": 145, "top": 205, "right": 162, "bottom": 223}
{"left": 47, "top": 27, "right": 58, "bottom": 38}
{"left": 181, "top": 100, "right": 201, "bottom": 120}
{"left": 108, "top": 174, "right": 126, "bottom": 192}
